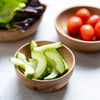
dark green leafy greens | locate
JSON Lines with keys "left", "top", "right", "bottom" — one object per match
{"left": 0, "top": 0, "right": 45, "bottom": 31}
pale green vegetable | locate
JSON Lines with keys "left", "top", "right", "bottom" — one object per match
{"left": 33, "top": 42, "right": 62, "bottom": 52}
{"left": 44, "top": 49, "right": 66, "bottom": 74}
{"left": 31, "top": 51, "right": 47, "bottom": 79}
{"left": 9, "top": 57, "right": 34, "bottom": 78}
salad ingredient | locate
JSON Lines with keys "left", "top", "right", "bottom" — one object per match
{"left": 87, "top": 15, "right": 100, "bottom": 27}
{"left": 9, "top": 57, "right": 34, "bottom": 78}
{"left": 76, "top": 8, "right": 90, "bottom": 22}
{"left": 0, "top": 0, "right": 45, "bottom": 31}
{"left": 44, "top": 49, "right": 66, "bottom": 74}
{"left": 31, "top": 51, "right": 47, "bottom": 79}
{"left": 33, "top": 42, "right": 62, "bottom": 52}
{"left": 30, "top": 40, "right": 37, "bottom": 51}
{"left": 67, "top": 16, "right": 83, "bottom": 34}
{"left": 0, "top": 0, "right": 25, "bottom": 23}
{"left": 94, "top": 21, "right": 100, "bottom": 39}
{"left": 80, "top": 24, "right": 94, "bottom": 41}
{"left": 17, "top": 52, "right": 37, "bottom": 69}
{"left": 44, "top": 68, "right": 58, "bottom": 80}
{"left": 10, "top": 40, "right": 68, "bottom": 80}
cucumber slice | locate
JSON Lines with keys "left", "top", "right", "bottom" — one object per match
{"left": 9, "top": 57, "right": 25, "bottom": 70}
{"left": 33, "top": 42, "right": 62, "bottom": 52}
{"left": 28, "top": 60, "right": 37, "bottom": 70}
{"left": 44, "top": 49, "right": 65, "bottom": 74}
{"left": 28, "top": 58, "right": 35, "bottom": 62}
{"left": 30, "top": 40, "right": 37, "bottom": 51}
{"left": 17, "top": 52, "right": 37, "bottom": 70}
{"left": 46, "top": 64, "right": 52, "bottom": 75}
{"left": 63, "top": 60, "right": 69, "bottom": 71}
{"left": 44, "top": 56, "right": 59, "bottom": 80}
{"left": 31, "top": 51, "right": 47, "bottom": 79}
{"left": 44, "top": 68, "right": 58, "bottom": 80}
{"left": 17, "top": 52, "right": 26, "bottom": 61}
{"left": 9, "top": 57, "right": 34, "bottom": 79}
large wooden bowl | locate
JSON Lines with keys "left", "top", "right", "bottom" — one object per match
{"left": 0, "top": 5, "right": 46, "bottom": 42}
{"left": 55, "top": 6, "right": 100, "bottom": 52}
{"left": 14, "top": 41, "right": 75, "bottom": 92}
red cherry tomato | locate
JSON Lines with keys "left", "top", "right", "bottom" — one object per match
{"left": 76, "top": 8, "right": 90, "bottom": 22}
{"left": 95, "top": 21, "right": 100, "bottom": 39}
{"left": 67, "top": 16, "right": 83, "bottom": 34}
{"left": 80, "top": 24, "right": 94, "bottom": 41}
{"left": 87, "top": 15, "right": 100, "bottom": 27}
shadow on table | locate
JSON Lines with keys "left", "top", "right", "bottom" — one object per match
{"left": 72, "top": 50, "right": 100, "bottom": 69}
{"left": 17, "top": 80, "right": 68, "bottom": 100}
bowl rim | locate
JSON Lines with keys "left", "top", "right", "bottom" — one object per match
{"left": 14, "top": 40, "right": 75, "bottom": 82}
{"left": 55, "top": 5, "right": 100, "bottom": 44}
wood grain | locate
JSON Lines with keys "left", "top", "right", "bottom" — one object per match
{"left": 55, "top": 6, "right": 100, "bottom": 52}
{"left": 14, "top": 41, "right": 75, "bottom": 92}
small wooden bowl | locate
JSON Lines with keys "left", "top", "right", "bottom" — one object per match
{"left": 0, "top": 5, "right": 46, "bottom": 42}
{"left": 14, "top": 41, "right": 75, "bottom": 92}
{"left": 55, "top": 6, "right": 100, "bottom": 52}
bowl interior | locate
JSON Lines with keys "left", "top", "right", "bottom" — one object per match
{"left": 55, "top": 6, "right": 100, "bottom": 41}
{"left": 15, "top": 41, "right": 75, "bottom": 80}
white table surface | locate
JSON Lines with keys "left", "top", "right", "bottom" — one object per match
{"left": 1, "top": 0, "right": 100, "bottom": 100}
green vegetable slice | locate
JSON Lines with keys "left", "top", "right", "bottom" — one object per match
{"left": 9, "top": 57, "right": 34, "bottom": 79}
{"left": 0, "top": 0, "right": 25, "bottom": 23}
{"left": 31, "top": 51, "right": 47, "bottom": 79}
{"left": 17, "top": 52, "right": 37, "bottom": 70}
{"left": 33, "top": 42, "right": 62, "bottom": 52}
{"left": 44, "top": 49, "right": 66, "bottom": 74}
{"left": 28, "top": 58, "right": 37, "bottom": 70}
{"left": 44, "top": 68, "right": 58, "bottom": 80}
{"left": 44, "top": 59, "right": 58, "bottom": 80}
{"left": 30, "top": 40, "right": 37, "bottom": 52}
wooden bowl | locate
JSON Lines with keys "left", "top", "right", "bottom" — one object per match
{"left": 0, "top": 5, "right": 46, "bottom": 42}
{"left": 55, "top": 6, "right": 100, "bottom": 52}
{"left": 14, "top": 41, "right": 75, "bottom": 92}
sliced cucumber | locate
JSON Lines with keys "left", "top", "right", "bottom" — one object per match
{"left": 9, "top": 57, "right": 34, "bottom": 79}
{"left": 9, "top": 57, "right": 25, "bottom": 70}
{"left": 44, "top": 56, "right": 59, "bottom": 80}
{"left": 44, "top": 49, "right": 65, "bottom": 74}
{"left": 44, "top": 68, "right": 58, "bottom": 80}
{"left": 28, "top": 60, "right": 37, "bottom": 70}
{"left": 17, "top": 52, "right": 37, "bottom": 70}
{"left": 46, "top": 64, "right": 52, "bottom": 75}
{"left": 63, "top": 60, "right": 69, "bottom": 71}
{"left": 31, "top": 51, "right": 47, "bottom": 79}
{"left": 28, "top": 58, "right": 35, "bottom": 62}
{"left": 33, "top": 42, "right": 62, "bottom": 52}
{"left": 30, "top": 40, "right": 37, "bottom": 51}
{"left": 17, "top": 52, "right": 26, "bottom": 61}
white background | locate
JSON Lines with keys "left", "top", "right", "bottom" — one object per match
{"left": 1, "top": 0, "right": 100, "bottom": 100}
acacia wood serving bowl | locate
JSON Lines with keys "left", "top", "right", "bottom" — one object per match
{"left": 55, "top": 6, "right": 100, "bottom": 52}
{"left": 0, "top": 5, "right": 46, "bottom": 42}
{"left": 14, "top": 41, "right": 75, "bottom": 92}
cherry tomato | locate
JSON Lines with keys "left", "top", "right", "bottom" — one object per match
{"left": 80, "top": 24, "right": 94, "bottom": 41}
{"left": 95, "top": 21, "right": 100, "bottom": 39}
{"left": 76, "top": 8, "right": 90, "bottom": 22}
{"left": 87, "top": 15, "right": 100, "bottom": 27}
{"left": 67, "top": 16, "right": 83, "bottom": 34}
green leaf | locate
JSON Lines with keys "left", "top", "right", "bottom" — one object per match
{"left": 0, "top": 0, "right": 25, "bottom": 23}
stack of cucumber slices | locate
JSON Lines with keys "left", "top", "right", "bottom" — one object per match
{"left": 9, "top": 40, "right": 69, "bottom": 80}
